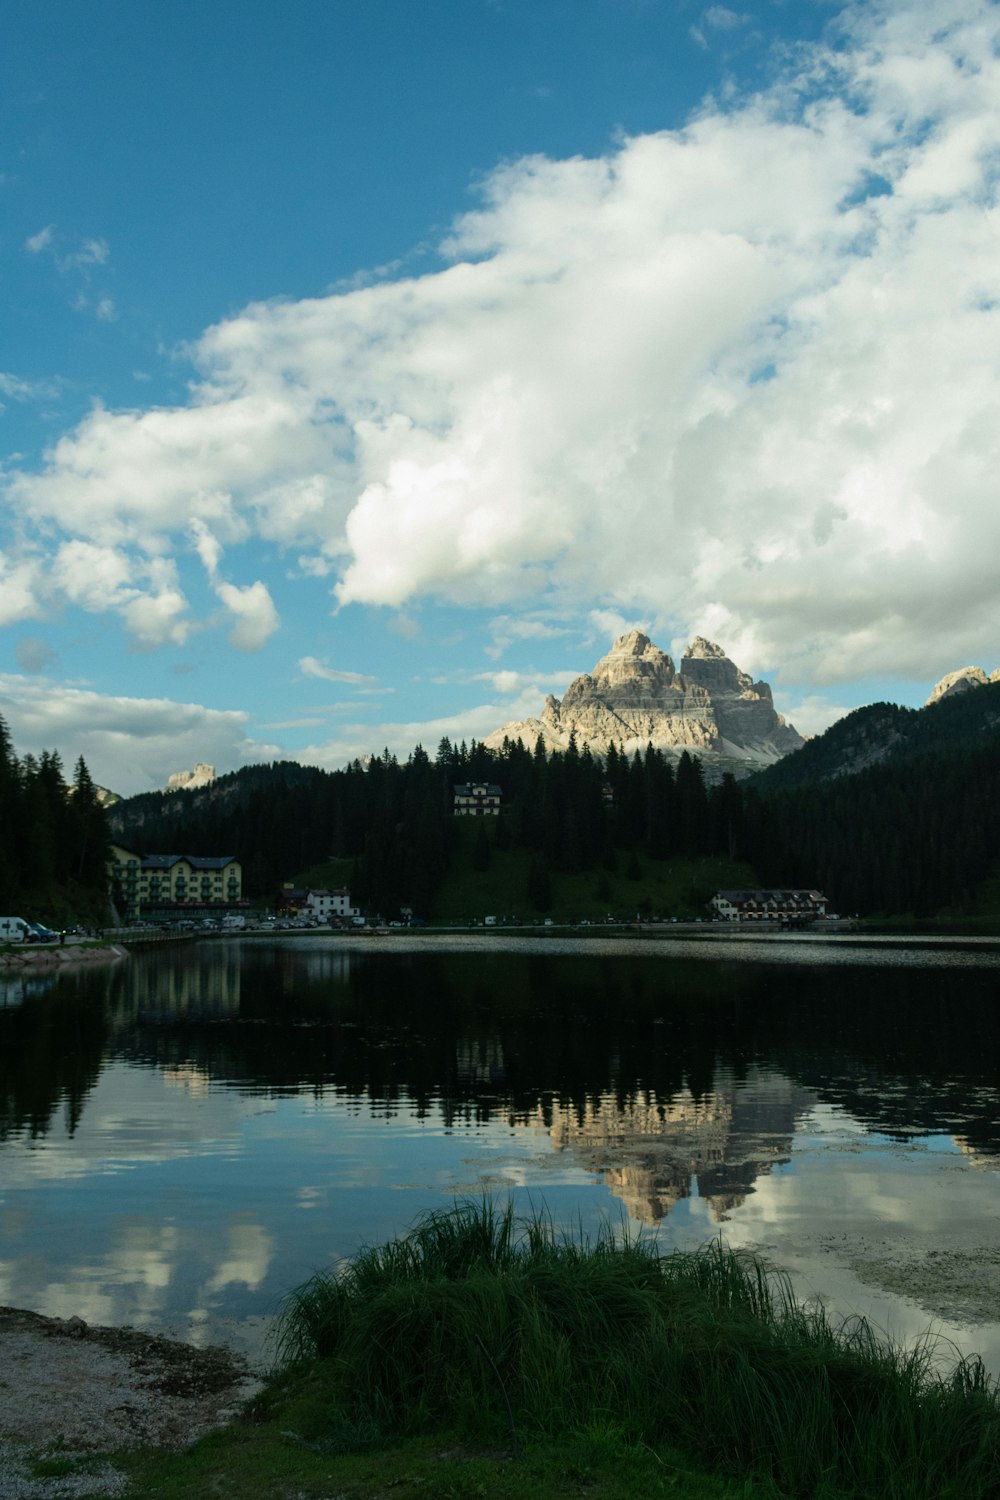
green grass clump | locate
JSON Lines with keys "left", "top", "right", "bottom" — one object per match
{"left": 274, "top": 1198, "right": 1000, "bottom": 1499}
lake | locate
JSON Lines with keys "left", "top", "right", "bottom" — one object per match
{"left": 2, "top": 931, "right": 999, "bottom": 1373}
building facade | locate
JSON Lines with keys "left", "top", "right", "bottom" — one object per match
{"left": 276, "top": 885, "right": 360, "bottom": 923}
{"left": 109, "top": 845, "right": 242, "bottom": 922}
{"left": 710, "top": 889, "right": 829, "bottom": 923}
{"left": 453, "top": 782, "right": 502, "bottom": 815}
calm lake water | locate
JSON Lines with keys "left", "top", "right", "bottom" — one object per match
{"left": 2, "top": 932, "right": 999, "bottom": 1372}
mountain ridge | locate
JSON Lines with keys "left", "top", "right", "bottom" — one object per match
{"left": 483, "top": 630, "right": 804, "bottom": 775}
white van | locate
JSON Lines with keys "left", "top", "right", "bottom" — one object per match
{"left": 0, "top": 917, "right": 30, "bottom": 943}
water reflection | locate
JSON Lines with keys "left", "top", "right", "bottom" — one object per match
{"left": 538, "top": 1068, "right": 814, "bottom": 1226}
{"left": 1, "top": 936, "right": 999, "bottom": 1360}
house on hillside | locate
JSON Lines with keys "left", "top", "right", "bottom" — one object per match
{"left": 453, "top": 782, "right": 502, "bottom": 816}
{"left": 710, "top": 889, "right": 829, "bottom": 923}
{"left": 109, "top": 845, "right": 242, "bottom": 923}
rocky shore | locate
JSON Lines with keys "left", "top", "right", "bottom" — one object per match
{"left": 0, "top": 942, "right": 125, "bottom": 971}
{"left": 0, "top": 1307, "right": 262, "bottom": 1499}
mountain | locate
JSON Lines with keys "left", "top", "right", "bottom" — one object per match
{"left": 166, "top": 762, "right": 217, "bottom": 792}
{"left": 750, "top": 677, "right": 1000, "bottom": 794}
{"left": 926, "top": 664, "right": 1000, "bottom": 704}
{"left": 483, "top": 631, "right": 804, "bottom": 774}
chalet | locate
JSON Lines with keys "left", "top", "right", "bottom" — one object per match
{"left": 710, "top": 888, "right": 829, "bottom": 924}
{"left": 453, "top": 782, "right": 502, "bottom": 816}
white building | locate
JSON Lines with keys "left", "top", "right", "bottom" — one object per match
{"left": 710, "top": 889, "right": 829, "bottom": 923}
{"left": 303, "top": 887, "right": 359, "bottom": 923}
{"left": 453, "top": 782, "right": 502, "bottom": 815}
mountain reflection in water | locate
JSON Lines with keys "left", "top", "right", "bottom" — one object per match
{"left": 1, "top": 935, "right": 999, "bottom": 1360}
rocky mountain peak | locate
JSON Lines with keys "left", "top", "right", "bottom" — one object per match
{"left": 483, "top": 632, "right": 804, "bottom": 775}
{"left": 926, "top": 665, "right": 1000, "bottom": 705}
{"left": 684, "top": 636, "right": 728, "bottom": 661}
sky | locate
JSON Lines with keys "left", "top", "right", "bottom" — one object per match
{"left": 2, "top": 0, "right": 999, "bottom": 796}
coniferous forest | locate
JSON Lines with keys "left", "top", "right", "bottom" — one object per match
{"left": 3, "top": 683, "right": 999, "bottom": 926}
{"left": 106, "top": 686, "right": 1000, "bottom": 922}
{"left": 0, "top": 715, "right": 112, "bottom": 921}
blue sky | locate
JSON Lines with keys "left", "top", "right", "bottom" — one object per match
{"left": 2, "top": 0, "right": 999, "bottom": 794}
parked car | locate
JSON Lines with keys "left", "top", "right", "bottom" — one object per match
{"left": 26, "top": 922, "right": 59, "bottom": 944}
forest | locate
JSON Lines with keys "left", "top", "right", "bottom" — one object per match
{"left": 3, "top": 680, "right": 999, "bottom": 926}
{"left": 107, "top": 697, "right": 1000, "bottom": 921}
{"left": 0, "top": 716, "right": 112, "bottom": 922}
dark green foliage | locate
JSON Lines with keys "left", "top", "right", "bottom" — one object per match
{"left": 0, "top": 715, "right": 111, "bottom": 921}
{"left": 525, "top": 856, "right": 552, "bottom": 911}
{"left": 275, "top": 1200, "right": 1000, "bottom": 1498}
{"left": 102, "top": 680, "right": 1000, "bottom": 920}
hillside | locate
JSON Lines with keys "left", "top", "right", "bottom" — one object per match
{"left": 749, "top": 681, "right": 1000, "bottom": 794}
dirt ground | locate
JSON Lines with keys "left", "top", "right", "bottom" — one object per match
{"left": 0, "top": 1307, "right": 263, "bottom": 1499}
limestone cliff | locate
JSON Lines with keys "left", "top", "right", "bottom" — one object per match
{"left": 166, "top": 762, "right": 217, "bottom": 793}
{"left": 484, "top": 630, "right": 804, "bottom": 772}
{"left": 926, "top": 664, "right": 1000, "bottom": 705}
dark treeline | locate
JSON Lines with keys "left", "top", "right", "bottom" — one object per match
{"left": 110, "top": 736, "right": 746, "bottom": 916}
{"left": 0, "top": 715, "right": 111, "bottom": 920}
{"left": 111, "top": 715, "right": 1000, "bottom": 919}
{"left": 6, "top": 677, "right": 994, "bottom": 923}
{"left": 747, "top": 736, "right": 1000, "bottom": 917}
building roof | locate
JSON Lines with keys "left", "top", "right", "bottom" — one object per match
{"left": 126, "top": 852, "right": 238, "bottom": 871}
{"left": 714, "top": 889, "right": 826, "bottom": 903}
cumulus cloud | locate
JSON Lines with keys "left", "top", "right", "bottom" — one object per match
{"left": 213, "top": 579, "right": 280, "bottom": 650}
{"left": 5, "top": 0, "right": 1000, "bottom": 686}
{"left": 0, "top": 677, "right": 274, "bottom": 795}
{"left": 188, "top": 519, "right": 279, "bottom": 650}
{"left": 49, "top": 543, "right": 193, "bottom": 647}
{"left": 587, "top": 610, "right": 650, "bottom": 645}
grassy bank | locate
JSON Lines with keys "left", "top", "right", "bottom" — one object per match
{"left": 429, "top": 832, "right": 755, "bottom": 926}
{"left": 117, "top": 1200, "right": 999, "bottom": 1499}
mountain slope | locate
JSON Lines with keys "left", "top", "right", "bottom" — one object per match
{"left": 750, "top": 681, "right": 1000, "bottom": 794}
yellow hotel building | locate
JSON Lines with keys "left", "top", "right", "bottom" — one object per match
{"left": 109, "top": 845, "right": 242, "bottom": 923}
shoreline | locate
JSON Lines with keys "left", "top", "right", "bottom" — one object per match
{"left": 0, "top": 942, "right": 126, "bottom": 970}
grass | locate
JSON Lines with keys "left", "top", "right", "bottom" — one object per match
{"left": 116, "top": 1418, "right": 764, "bottom": 1497}
{"left": 268, "top": 1199, "right": 1000, "bottom": 1500}
{"left": 65, "top": 1199, "right": 998, "bottom": 1497}
{"left": 430, "top": 828, "right": 756, "bottom": 925}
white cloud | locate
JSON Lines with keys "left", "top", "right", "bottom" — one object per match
{"left": 587, "top": 610, "right": 650, "bottom": 646}
{"left": 298, "top": 656, "right": 377, "bottom": 685}
{"left": 24, "top": 225, "right": 54, "bottom": 253}
{"left": 486, "top": 613, "right": 572, "bottom": 658}
{"left": 67, "top": 237, "right": 110, "bottom": 268}
{"left": 0, "top": 676, "right": 273, "bottom": 795}
{"left": 0, "top": 554, "right": 43, "bottom": 625}
{"left": 49, "top": 543, "right": 193, "bottom": 647}
{"left": 294, "top": 702, "right": 530, "bottom": 770}
{"left": 4, "top": 0, "right": 1000, "bottom": 686}
{"left": 214, "top": 579, "right": 280, "bottom": 651}
{"left": 0, "top": 372, "right": 59, "bottom": 403}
